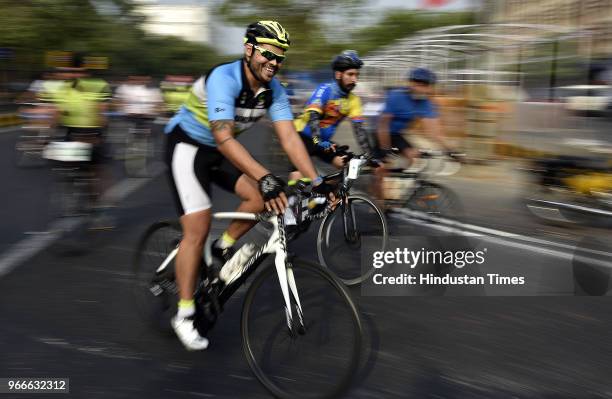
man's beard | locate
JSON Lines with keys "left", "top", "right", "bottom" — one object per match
{"left": 339, "top": 81, "right": 355, "bottom": 93}
{"left": 249, "top": 57, "right": 277, "bottom": 82}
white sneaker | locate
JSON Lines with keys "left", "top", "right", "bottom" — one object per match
{"left": 171, "top": 316, "right": 209, "bottom": 351}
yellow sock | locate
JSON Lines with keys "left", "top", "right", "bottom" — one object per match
{"left": 219, "top": 231, "right": 236, "bottom": 249}
{"left": 177, "top": 299, "right": 195, "bottom": 319}
{"left": 178, "top": 299, "right": 194, "bottom": 308}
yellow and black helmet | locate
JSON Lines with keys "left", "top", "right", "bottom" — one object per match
{"left": 244, "top": 21, "right": 290, "bottom": 51}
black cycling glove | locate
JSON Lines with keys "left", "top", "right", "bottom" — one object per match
{"left": 258, "top": 174, "right": 286, "bottom": 201}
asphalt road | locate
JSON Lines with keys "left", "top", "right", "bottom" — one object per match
{"left": 1, "top": 121, "right": 612, "bottom": 398}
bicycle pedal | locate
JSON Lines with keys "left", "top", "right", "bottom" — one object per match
{"left": 149, "top": 284, "right": 164, "bottom": 297}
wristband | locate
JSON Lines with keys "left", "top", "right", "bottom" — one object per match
{"left": 288, "top": 177, "right": 312, "bottom": 186}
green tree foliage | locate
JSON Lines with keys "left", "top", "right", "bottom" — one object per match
{"left": 216, "top": 0, "right": 474, "bottom": 69}
{"left": 216, "top": 0, "right": 363, "bottom": 69}
{"left": 0, "top": 0, "right": 227, "bottom": 77}
{"left": 0, "top": 0, "right": 475, "bottom": 77}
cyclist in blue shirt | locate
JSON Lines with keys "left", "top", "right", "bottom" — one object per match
{"left": 164, "top": 21, "right": 319, "bottom": 351}
{"left": 374, "top": 68, "right": 459, "bottom": 203}
{"left": 376, "top": 67, "right": 454, "bottom": 165}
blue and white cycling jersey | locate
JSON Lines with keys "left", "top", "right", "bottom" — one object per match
{"left": 165, "top": 59, "right": 293, "bottom": 146}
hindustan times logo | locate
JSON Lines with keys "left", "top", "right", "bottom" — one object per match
{"left": 372, "top": 248, "right": 487, "bottom": 269}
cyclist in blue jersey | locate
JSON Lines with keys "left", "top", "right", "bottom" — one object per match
{"left": 375, "top": 67, "right": 455, "bottom": 164}
{"left": 290, "top": 50, "right": 374, "bottom": 180}
{"left": 164, "top": 21, "right": 319, "bottom": 351}
{"left": 374, "top": 67, "right": 459, "bottom": 203}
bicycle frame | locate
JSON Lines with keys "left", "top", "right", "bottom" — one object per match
{"left": 154, "top": 211, "right": 305, "bottom": 333}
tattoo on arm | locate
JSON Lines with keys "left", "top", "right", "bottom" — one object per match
{"left": 211, "top": 119, "right": 235, "bottom": 146}
{"left": 217, "top": 136, "right": 233, "bottom": 145}
{"left": 211, "top": 119, "right": 234, "bottom": 132}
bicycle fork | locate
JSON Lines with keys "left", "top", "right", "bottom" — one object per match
{"left": 268, "top": 216, "right": 305, "bottom": 336}
{"left": 341, "top": 196, "right": 359, "bottom": 244}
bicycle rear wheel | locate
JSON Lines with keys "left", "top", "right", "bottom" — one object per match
{"left": 242, "top": 259, "right": 362, "bottom": 399}
{"left": 47, "top": 167, "right": 106, "bottom": 255}
{"left": 317, "top": 194, "right": 388, "bottom": 286}
{"left": 132, "top": 220, "right": 181, "bottom": 334}
{"left": 404, "top": 181, "right": 463, "bottom": 219}
{"left": 125, "top": 131, "right": 153, "bottom": 177}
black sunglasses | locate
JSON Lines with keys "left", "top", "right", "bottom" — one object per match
{"left": 252, "top": 44, "right": 286, "bottom": 63}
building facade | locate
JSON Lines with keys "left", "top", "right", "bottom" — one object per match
{"left": 489, "top": 0, "right": 612, "bottom": 56}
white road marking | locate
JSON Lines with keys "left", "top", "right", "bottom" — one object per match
{"left": 391, "top": 209, "right": 612, "bottom": 269}
{"left": 0, "top": 126, "right": 21, "bottom": 134}
{"left": 394, "top": 208, "right": 612, "bottom": 259}
{"left": 0, "top": 218, "right": 80, "bottom": 278}
{"left": 0, "top": 163, "right": 166, "bottom": 278}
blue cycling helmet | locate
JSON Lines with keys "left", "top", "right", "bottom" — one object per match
{"left": 408, "top": 67, "right": 437, "bottom": 85}
{"left": 332, "top": 50, "right": 363, "bottom": 72}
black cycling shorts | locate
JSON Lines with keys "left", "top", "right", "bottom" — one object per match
{"left": 374, "top": 134, "right": 412, "bottom": 158}
{"left": 165, "top": 125, "right": 242, "bottom": 216}
{"left": 390, "top": 135, "right": 413, "bottom": 152}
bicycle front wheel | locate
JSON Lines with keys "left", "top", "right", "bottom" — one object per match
{"left": 317, "top": 194, "right": 388, "bottom": 286}
{"left": 132, "top": 220, "right": 182, "bottom": 334}
{"left": 242, "top": 259, "right": 362, "bottom": 399}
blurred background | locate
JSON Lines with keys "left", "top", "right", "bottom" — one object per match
{"left": 1, "top": 0, "right": 612, "bottom": 398}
